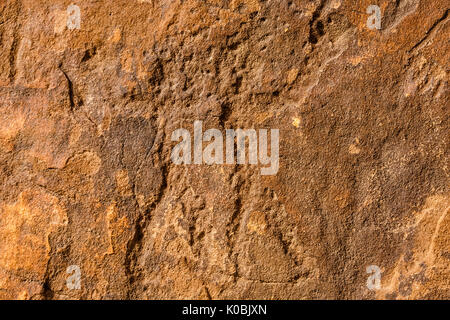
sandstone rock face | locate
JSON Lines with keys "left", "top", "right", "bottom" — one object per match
{"left": 0, "top": 0, "right": 448, "bottom": 300}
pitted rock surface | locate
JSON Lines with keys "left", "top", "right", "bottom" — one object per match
{"left": 0, "top": 0, "right": 448, "bottom": 299}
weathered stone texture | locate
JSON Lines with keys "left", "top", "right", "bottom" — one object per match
{"left": 0, "top": 0, "right": 448, "bottom": 299}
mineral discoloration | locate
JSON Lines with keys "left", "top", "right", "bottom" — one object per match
{"left": 0, "top": 0, "right": 448, "bottom": 299}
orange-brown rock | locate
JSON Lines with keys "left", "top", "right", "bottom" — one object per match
{"left": 0, "top": 0, "right": 448, "bottom": 299}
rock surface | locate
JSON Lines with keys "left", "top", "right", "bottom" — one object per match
{"left": 0, "top": 0, "right": 448, "bottom": 299}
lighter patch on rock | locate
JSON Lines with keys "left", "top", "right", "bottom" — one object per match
{"left": 348, "top": 144, "right": 360, "bottom": 154}
{"left": 287, "top": 68, "right": 299, "bottom": 85}
{"left": 115, "top": 170, "right": 133, "bottom": 197}
{"left": 378, "top": 194, "right": 450, "bottom": 299}
{"left": 105, "top": 202, "right": 129, "bottom": 255}
{"left": 247, "top": 211, "right": 267, "bottom": 235}
{"left": 53, "top": 10, "right": 67, "bottom": 34}
{"left": 0, "top": 189, "right": 67, "bottom": 298}
{"left": 291, "top": 117, "right": 301, "bottom": 128}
